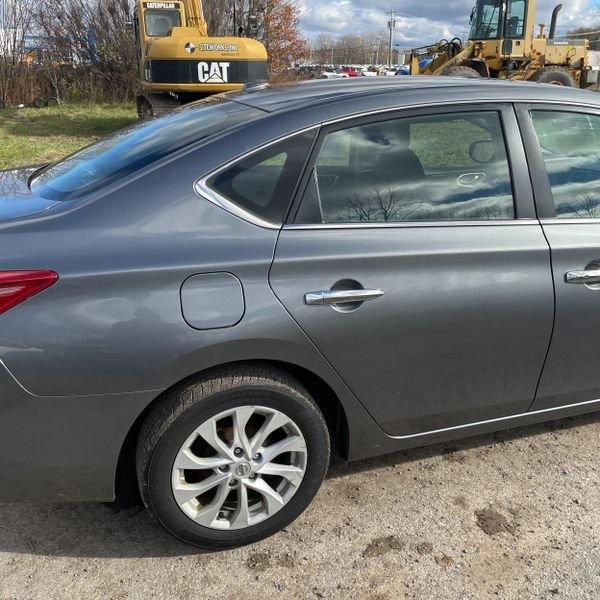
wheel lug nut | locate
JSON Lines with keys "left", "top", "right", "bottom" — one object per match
{"left": 253, "top": 453, "right": 262, "bottom": 461}
{"left": 229, "top": 480, "right": 237, "bottom": 487}
{"left": 234, "top": 447, "right": 243, "bottom": 457}
{"left": 218, "top": 465, "right": 229, "bottom": 472}
{"left": 249, "top": 474, "right": 257, "bottom": 480}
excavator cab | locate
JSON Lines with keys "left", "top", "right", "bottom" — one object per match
{"left": 133, "top": 0, "right": 268, "bottom": 118}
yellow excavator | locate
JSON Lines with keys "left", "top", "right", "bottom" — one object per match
{"left": 132, "top": 1, "right": 268, "bottom": 117}
{"left": 410, "top": 1, "right": 591, "bottom": 87}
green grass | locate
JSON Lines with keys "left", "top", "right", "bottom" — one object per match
{"left": 0, "top": 103, "right": 137, "bottom": 170}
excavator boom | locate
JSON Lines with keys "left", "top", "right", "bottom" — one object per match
{"left": 182, "top": 0, "right": 207, "bottom": 35}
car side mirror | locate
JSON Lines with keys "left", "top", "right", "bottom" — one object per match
{"left": 469, "top": 140, "right": 496, "bottom": 163}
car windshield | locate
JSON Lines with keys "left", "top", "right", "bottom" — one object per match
{"left": 31, "top": 99, "right": 264, "bottom": 202}
{"left": 469, "top": 0, "right": 504, "bottom": 40}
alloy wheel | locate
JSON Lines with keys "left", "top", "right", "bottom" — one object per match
{"left": 171, "top": 405, "right": 307, "bottom": 530}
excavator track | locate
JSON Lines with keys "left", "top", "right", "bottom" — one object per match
{"left": 137, "top": 93, "right": 181, "bottom": 119}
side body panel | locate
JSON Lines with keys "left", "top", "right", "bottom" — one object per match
{"left": 516, "top": 103, "right": 600, "bottom": 411}
{"left": 532, "top": 223, "right": 600, "bottom": 409}
{"left": 271, "top": 223, "right": 554, "bottom": 436}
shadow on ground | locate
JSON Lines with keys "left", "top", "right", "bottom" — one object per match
{"left": 0, "top": 412, "right": 598, "bottom": 560}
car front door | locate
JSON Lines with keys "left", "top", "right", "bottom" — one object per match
{"left": 270, "top": 104, "right": 555, "bottom": 437}
{"left": 518, "top": 105, "right": 600, "bottom": 411}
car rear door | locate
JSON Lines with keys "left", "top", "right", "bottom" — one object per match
{"left": 270, "top": 104, "right": 555, "bottom": 438}
{"left": 517, "top": 104, "right": 600, "bottom": 411}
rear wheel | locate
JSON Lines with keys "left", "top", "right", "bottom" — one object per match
{"left": 530, "top": 66, "right": 575, "bottom": 87}
{"left": 442, "top": 65, "right": 482, "bottom": 78}
{"left": 136, "top": 366, "right": 330, "bottom": 549}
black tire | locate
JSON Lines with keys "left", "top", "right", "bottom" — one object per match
{"left": 136, "top": 365, "right": 330, "bottom": 550}
{"left": 46, "top": 97, "right": 60, "bottom": 107}
{"left": 32, "top": 97, "right": 46, "bottom": 108}
{"left": 530, "top": 66, "right": 575, "bottom": 87}
{"left": 442, "top": 65, "right": 482, "bottom": 78}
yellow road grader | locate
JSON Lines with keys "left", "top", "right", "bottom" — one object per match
{"left": 410, "top": 1, "right": 592, "bottom": 87}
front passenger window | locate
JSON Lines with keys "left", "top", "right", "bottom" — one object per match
{"left": 298, "top": 111, "right": 515, "bottom": 224}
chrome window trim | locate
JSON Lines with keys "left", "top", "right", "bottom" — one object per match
{"left": 195, "top": 178, "right": 281, "bottom": 230}
{"left": 284, "top": 219, "right": 539, "bottom": 231}
{"left": 390, "top": 397, "right": 600, "bottom": 440}
{"left": 194, "top": 125, "right": 320, "bottom": 230}
{"left": 540, "top": 218, "right": 600, "bottom": 225}
{"left": 194, "top": 98, "right": 600, "bottom": 229}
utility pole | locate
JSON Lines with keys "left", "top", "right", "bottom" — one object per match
{"left": 387, "top": 10, "right": 397, "bottom": 69}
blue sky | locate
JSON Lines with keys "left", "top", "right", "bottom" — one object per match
{"left": 298, "top": 0, "right": 600, "bottom": 46}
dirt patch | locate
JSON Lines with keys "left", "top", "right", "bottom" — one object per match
{"left": 275, "top": 552, "right": 295, "bottom": 568}
{"left": 443, "top": 448, "right": 468, "bottom": 464}
{"left": 475, "top": 508, "right": 516, "bottom": 536}
{"left": 434, "top": 554, "right": 454, "bottom": 568}
{"left": 362, "top": 535, "right": 405, "bottom": 558}
{"left": 245, "top": 551, "right": 271, "bottom": 571}
{"left": 415, "top": 541, "right": 434, "bottom": 555}
{"left": 453, "top": 495, "right": 468, "bottom": 509}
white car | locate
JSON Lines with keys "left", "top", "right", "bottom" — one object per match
{"left": 321, "top": 70, "right": 350, "bottom": 79}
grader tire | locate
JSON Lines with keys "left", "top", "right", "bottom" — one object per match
{"left": 442, "top": 65, "right": 482, "bottom": 79}
{"left": 530, "top": 67, "right": 575, "bottom": 87}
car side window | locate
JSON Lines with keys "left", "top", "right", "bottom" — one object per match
{"left": 297, "top": 111, "right": 515, "bottom": 224}
{"left": 207, "top": 131, "right": 316, "bottom": 224}
{"left": 531, "top": 110, "right": 600, "bottom": 219}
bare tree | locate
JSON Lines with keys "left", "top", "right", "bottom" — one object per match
{"left": 0, "top": 0, "right": 37, "bottom": 105}
{"left": 35, "top": 0, "right": 136, "bottom": 102}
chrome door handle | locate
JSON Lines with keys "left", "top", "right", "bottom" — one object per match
{"left": 305, "top": 289, "right": 385, "bottom": 306}
{"left": 565, "top": 269, "right": 600, "bottom": 285}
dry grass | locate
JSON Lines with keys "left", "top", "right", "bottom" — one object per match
{"left": 0, "top": 103, "right": 137, "bottom": 170}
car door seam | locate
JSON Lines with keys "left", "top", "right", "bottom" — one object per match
{"left": 528, "top": 221, "right": 557, "bottom": 412}
{"left": 512, "top": 104, "right": 557, "bottom": 413}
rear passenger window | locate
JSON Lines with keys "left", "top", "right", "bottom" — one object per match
{"left": 531, "top": 111, "right": 600, "bottom": 219}
{"left": 208, "top": 131, "right": 315, "bottom": 224}
{"left": 296, "top": 111, "right": 515, "bottom": 224}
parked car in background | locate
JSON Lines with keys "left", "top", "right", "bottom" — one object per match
{"left": 341, "top": 66, "right": 361, "bottom": 77}
{"left": 2, "top": 78, "right": 600, "bottom": 550}
{"left": 321, "top": 69, "right": 350, "bottom": 79}
{"left": 361, "top": 67, "right": 378, "bottom": 77}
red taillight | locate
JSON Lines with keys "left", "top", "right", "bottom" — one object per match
{"left": 0, "top": 270, "right": 58, "bottom": 315}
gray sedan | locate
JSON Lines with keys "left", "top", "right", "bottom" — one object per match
{"left": 1, "top": 78, "right": 600, "bottom": 549}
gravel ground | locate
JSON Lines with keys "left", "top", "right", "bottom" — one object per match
{"left": 1, "top": 413, "right": 599, "bottom": 600}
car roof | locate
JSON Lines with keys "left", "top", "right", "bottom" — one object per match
{"left": 229, "top": 76, "right": 600, "bottom": 115}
